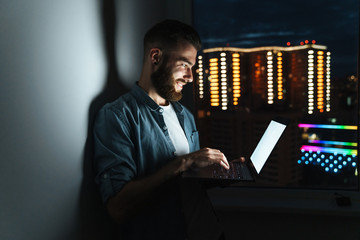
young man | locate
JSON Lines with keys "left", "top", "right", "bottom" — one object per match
{"left": 93, "top": 19, "right": 229, "bottom": 239}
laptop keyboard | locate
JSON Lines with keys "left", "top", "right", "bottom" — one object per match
{"left": 212, "top": 162, "right": 247, "bottom": 179}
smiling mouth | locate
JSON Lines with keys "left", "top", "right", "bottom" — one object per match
{"left": 176, "top": 80, "right": 186, "bottom": 90}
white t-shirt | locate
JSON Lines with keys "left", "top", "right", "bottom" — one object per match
{"left": 160, "top": 103, "right": 190, "bottom": 156}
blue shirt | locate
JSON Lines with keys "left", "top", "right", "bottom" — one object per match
{"left": 93, "top": 83, "right": 202, "bottom": 239}
{"left": 93, "top": 83, "right": 200, "bottom": 203}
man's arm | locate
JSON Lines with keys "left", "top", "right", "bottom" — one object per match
{"left": 106, "top": 147, "right": 229, "bottom": 224}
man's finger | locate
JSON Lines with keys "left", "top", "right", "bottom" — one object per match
{"left": 220, "top": 156, "right": 230, "bottom": 169}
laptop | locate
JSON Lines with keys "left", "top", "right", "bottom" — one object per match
{"left": 182, "top": 117, "right": 288, "bottom": 183}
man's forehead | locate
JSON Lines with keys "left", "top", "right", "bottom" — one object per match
{"left": 168, "top": 42, "right": 197, "bottom": 64}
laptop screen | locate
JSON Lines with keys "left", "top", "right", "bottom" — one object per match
{"left": 250, "top": 120, "right": 287, "bottom": 174}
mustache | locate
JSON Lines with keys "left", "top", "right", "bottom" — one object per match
{"left": 176, "top": 79, "right": 186, "bottom": 85}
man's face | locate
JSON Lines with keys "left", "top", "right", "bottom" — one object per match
{"left": 151, "top": 42, "right": 197, "bottom": 102}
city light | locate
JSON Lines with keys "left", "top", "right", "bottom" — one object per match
{"left": 298, "top": 123, "right": 357, "bottom": 130}
{"left": 209, "top": 57, "right": 219, "bottom": 106}
{"left": 308, "top": 140, "right": 357, "bottom": 147}
{"left": 317, "top": 51, "right": 325, "bottom": 112}
{"left": 197, "top": 55, "right": 204, "bottom": 98}
{"left": 197, "top": 44, "right": 331, "bottom": 112}
{"left": 232, "top": 52, "right": 241, "bottom": 105}
{"left": 300, "top": 145, "right": 357, "bottom": 156}
{"left": 267, "top": 51, "right": 274, "bottom": 104}
{"left": 277, "top": 52, "right": 283, "bottom": 100}
{"left": 326, "top": 52, "right": 331, "bottom": 112}
{"left": 194, "top": 39, "right": 356, "bottom": 181}
{"left": 308, "top": 51, "right": 315, "bottom": 114}
{"left": 220, "top": 53, "right": 228, "bottom": 110}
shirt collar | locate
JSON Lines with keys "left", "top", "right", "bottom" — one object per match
{"left": 131, "top": 82, "right": 184, "bottom": 114}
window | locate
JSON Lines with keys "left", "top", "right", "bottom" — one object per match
{"left": 193, "top": 0, "right": 359, "bottom": 190}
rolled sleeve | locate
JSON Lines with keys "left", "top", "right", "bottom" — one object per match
{"left": 93, "top": 106, "right": 136, "bottom": 204}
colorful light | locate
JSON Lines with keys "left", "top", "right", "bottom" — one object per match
{"left": 298, "top": 124, "right": 358, "bottom": 130}
{"left": 308, "top": 140, "right": 358, "bottom": 147}
{"left": 301, "top": 145, "right": 357, "bottom": 156}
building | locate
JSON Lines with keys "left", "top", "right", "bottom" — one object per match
{"left": 195, "top": 43, "right": 331, "bottom": 114}
{"left": 194, "top": 43, "right": 357, "bottom": 186}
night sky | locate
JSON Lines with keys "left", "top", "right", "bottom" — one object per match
{"left": 193, "top": 0, "right": 359, "bottom": 78}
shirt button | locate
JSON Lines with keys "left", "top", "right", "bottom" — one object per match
{"left": 159, "top": 108, "right": 164, "bottom": 113}
{"left": 163, "top": 125, "right": 167, "bottom": 131}
{"left": 103, "top": 173, "right": 108, "bottom": 179}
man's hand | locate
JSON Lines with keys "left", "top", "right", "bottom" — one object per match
{"left": 176, "top": 147, "right": 229, "bottom": 173}
{"left": 107, "top": 148, "right": 230, "bottom": 223}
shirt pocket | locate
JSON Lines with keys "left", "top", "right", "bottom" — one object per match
{"left": 189, "top": 130, "right": 200, "bottom": 151}
{"left": 190, "top": 130, "right": 199, "bottom": 145}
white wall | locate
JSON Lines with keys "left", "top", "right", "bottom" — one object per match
{"left": 0, "top": 0, "right": 191, "bottom": 239}
{"left": 0, "top": 0, "right": 105, "bottom": 239}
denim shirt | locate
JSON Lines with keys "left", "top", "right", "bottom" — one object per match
{"left": 93, "top": 83, "right": 200, "bottom": 204}
{"left": 93, "top": 84, "right": 225, "bottom": 240}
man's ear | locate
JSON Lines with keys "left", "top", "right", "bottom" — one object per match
{"left": 150, "top": 48, "right": 162, "bottom": 65}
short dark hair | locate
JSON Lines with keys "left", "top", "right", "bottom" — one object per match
{"left": 144, "top": 19, "right": 202, "bottom": 54}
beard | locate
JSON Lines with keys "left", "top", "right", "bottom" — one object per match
{"left": 151, "top": 58, "right": 184, "bottom": 102}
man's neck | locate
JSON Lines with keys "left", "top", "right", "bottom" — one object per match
{"left": 137, "top": 79, "right": 169, "bottom": 106}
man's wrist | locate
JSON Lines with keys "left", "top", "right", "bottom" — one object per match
{"left": 180, "top": 154, "right": 195, "bottom": 172}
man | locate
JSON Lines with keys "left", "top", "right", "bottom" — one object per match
{"left": 93, "top": 19, "right": 230, "bottom": 239}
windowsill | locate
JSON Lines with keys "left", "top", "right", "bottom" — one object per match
{"left": 208, "top": 186, "right": 360, "bottom": 217}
